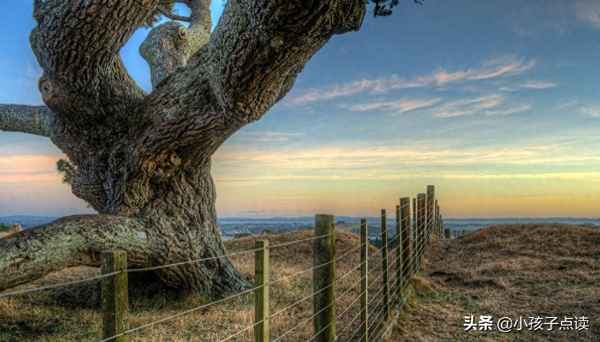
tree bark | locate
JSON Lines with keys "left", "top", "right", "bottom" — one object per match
{"left": 0, "top": 105, "right": 54, "bottom": 137}
{"left": 0, "top": 215, "right": 149, "bottom": 290}
{"left": 0, "top": 163, "right": 247, "bottom": 295}
{"left": 130, "top": 161, "right": 248, "bottom": 293}
{"left": 0, "top": 0, "right": 367, "bottom": 295}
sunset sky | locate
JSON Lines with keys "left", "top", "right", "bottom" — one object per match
{"left": 1, "top": 0, "right": 599, "bottom": 218}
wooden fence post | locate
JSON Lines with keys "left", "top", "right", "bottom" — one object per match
{"left": 400, "top": 197, "right": 411, "bottom": 282}
{"left": 380, "top": 210, "right": 390, "bottom": 318}
{"left": 314, "top": 214, "right": 336, "bottom": 342}
{"left": 434, "top": 199, "right": 440, "bottom": 237}
{"left": 417, "top": 193, "right": 426, "bottom": 268}
{"left": 360, "top": 218, "right": 369, "bottom": 342}
{"left": 255, "top": 240, "right": 269, "bottom": 342}
{"left": 441, "top": 217, "right": 445, "bottom": 237}
{"left": 102, "top": 250, "right": 129, "bottom": 342}
{"left": 395, "top": 204, "right": 402, "bottom": 302}
{"left": 439, "top": 213, "right": 443, "bottom": 237}
{"left": 427, "top": 186, "right": 435, "bottom": 241}
{"left": 411, "top": 198, "right": 417, "bottom": 274}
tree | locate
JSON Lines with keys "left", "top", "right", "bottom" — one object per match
{"left": 0, "top": 0, "right": 368, "bottom": 295}
{"left": 1, "top": 0, "right": 425, "bottom": 297}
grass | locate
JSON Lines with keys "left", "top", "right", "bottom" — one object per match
{"left": 0, "top": 229, "right": 384, "bottom": 341}
{"left": 388, "top": 224, "right": 600, "bottom": 342}
{"left": 0, "top": 224, "right": 598, "bottom": 341}
{"left": 0, "top": 224, "right": 9, "bottom": 232}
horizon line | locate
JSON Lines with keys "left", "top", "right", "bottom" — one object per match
{"left": 2, "top": 214, "right": 599, "bottom": 221}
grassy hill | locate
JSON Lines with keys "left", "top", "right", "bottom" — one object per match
{"left": 389, "top": 224, "right": 600, "bottom": 341}
{"left": 0, "top": 224, "right": 598, "bottom": 341}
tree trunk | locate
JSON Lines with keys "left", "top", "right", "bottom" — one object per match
{"left": 133, "top": 161, "right": 248, "bottom": 294}
{"left": 0, "top": 160, "right": 247, "bottom": 296}
{"left": 0, "top": 0, "right": 366, "bottom": 296}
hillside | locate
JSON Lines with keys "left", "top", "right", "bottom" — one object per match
{"left": 0, "top": 224, "right": 597, "bottom": 341}
{"left": 389, "top": 224, "right": 600, "bottom": 341}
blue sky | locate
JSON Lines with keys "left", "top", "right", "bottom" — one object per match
{"left": 1, "top": 0, "right": 600, "bottom": 218}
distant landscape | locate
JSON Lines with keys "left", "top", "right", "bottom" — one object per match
{"left": 2, "top": 215, "right": 598, "bottom": 239}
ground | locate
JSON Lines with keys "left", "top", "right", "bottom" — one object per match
{"left": 0, "top": 229, "right": 382, "bottom": 341}
{"left": 388, "top": 224, "right": 600, "bottom": 342}
{"left": 0, "top": 224, "right": 598, "bottom": 341}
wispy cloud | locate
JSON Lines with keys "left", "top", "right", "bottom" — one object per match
{"left": 521, "top": 80, "right": 558, "bottom": 89}
{"left": 555, "top": 101, "right": 600, "bottom": 118}
{"left": 484, "top": 104, "right": 532, "bottom": 116}
{"left": 343, "top": 97, "right": 442, "bottom": 115}
{"left": 433, "top": 95, "right": 532, "bottom": 118}
{"left": 429, "top": 95, "right": 531, "bottom": 118}
{"left": 432, "top": 95, "right": 504, "bottom": 118}
{"left": 575, "top": 0, "right": 600, "bottom": 28}
{"left": 237, "top": 131, "right": 304, "bottom": 143}
{"left": 500, "top": 80, "right": 558, "bottom": 92}
{"left": 215, "top": 171, "right": 600, "bottom": 182}
{"left": 286, "top": 56, "right": 536, "bottom": 105}
{"left": 555, "top": 99, "right": 580, "bottom": 111}
{"left": 580, "top": 106, "right": 600, "bottom": 118}
{"left": 214, "top": 143, "right": 600, "bottom": 183}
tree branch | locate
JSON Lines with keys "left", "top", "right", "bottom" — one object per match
{"left": 0, "top": 104, "right": 55, "bottom": 137}
{"left": 203, "top": 0, "right": 366, "bottom": 117}
{"left": 31, "top": 0, "right": 156, "bottom": 129}
{"left": 137, "top": 0, "right": 366, "bottom": 158}
{"left": 158, "top": 5, "right": 192, "bottom": 22}
{"left": 0, "top": 215, "right": 150, "bottom": 291}
{"left": 188, "top": 0, "right": 212, "bottom": 33}
{"left": 141, "top": 0, "right": 212, "bottom": 88}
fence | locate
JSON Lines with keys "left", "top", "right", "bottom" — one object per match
{"left": 0, "top": 185, "right": 450, "bottom": 341}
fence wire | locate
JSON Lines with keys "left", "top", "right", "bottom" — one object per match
{"left": 1, "top": 195, "right": 447, "bottom": 342}
{"left": 0, "top": 271, "right": 122, "bottom": 299}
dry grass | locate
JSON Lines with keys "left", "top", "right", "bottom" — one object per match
{"left": 2, "top": 224, "right": 597, "bottom": 341}
{"left": 0, "top": 229, "right": 384, "bottom": 342}
{"left": 388, "top": 224, "right": 600, "bottom": 342}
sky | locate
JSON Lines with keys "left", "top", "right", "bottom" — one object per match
{"left": 1, "top": 0, "right": 600, "bottom": 218}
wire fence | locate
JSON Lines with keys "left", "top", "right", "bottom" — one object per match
{"left": 0, "top": 185, "right": 453, "bottom": 341}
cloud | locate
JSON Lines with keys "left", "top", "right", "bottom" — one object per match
{"left": 434, "top": 56, "right": 535, "bottom": 84}
{"left": 555, "top": 99, "right": 580, "bottom": 111}
{"left": 575, "top": 0, "right": 600, "bottom": 28}
{"left": 286, "top": 56, "right": 536, "bottom": 105}
{"left": 580, "top": 106, "right": 600, "bottom": 118}
{"left": 554, "top": 101, "right": 600, "bottom": 118}
{"left": 285, "top": 77, "right": 428, "bottom": 105}
{"left": 343, "top": 97, "right": 442, "bottom": 115}
{"left": 484, "top": 104, "right": 532, "bottom": 116}
{"left": 237, "top": 131, "right": 304, "bottom": 143}
{"left": 0, "top": 154, "right": 60, "bottom": 184}
{"left": 213, "top": 143, "right": 600, "bottom": 183}
{"left": 521, "top": 81, "right": 558, "bottom": 89}
{"left": 432, "top": 95, "right": 505, "bottom": 118}
{"left": 215, "top": 171, "right": 600, "bottom": 182}
{"left": 500, "top": 80, "right": 558, "bottom": 92}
